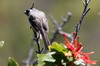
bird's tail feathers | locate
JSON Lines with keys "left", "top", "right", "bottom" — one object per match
{"left": 40, "top": 29, "right": 51, "bottom": 50}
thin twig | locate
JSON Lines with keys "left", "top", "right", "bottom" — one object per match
{"left": 59, "top": 31, "right": 73, "bottom": 39}
{"left": 23, "top": 36, "right": 35, "bottom": 66}
{"left": 49, "top": 14, "right": 59, "bottom": 28}
{"left": 74, "top": 0, "right": 91, "bottom": 39}
{"left": 49, "top": 12, "right": 72, "bottom": 43}
{"left": 30, "top": 58, "right": 37, "bottom": 65}
{"left": 60, "top": 12, "right": 72, "bottom": 27}
{"left": 23, "top": 34, "right": 43, "bottom": 65}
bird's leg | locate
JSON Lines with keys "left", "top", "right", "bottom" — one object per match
{"left": 33, "top": 31, "right": 43, "bottom": 54}
{"left": 33, "top": 31, "right": 37, "bottom": 40}
{"left": 35, "top": 37, "right": 44, "bottom": 54}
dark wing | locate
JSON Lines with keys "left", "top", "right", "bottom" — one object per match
{"left": 29, "top": 15, "right": 42, "bottom": 32}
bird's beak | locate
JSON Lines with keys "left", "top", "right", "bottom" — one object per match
{"left": 24, "top": 11, "right": 26, "bottom": 14}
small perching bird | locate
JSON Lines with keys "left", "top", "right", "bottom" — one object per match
{"left": 24, "top": 3, "right": 50, "bottom": 51}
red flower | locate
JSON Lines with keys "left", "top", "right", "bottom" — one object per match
{"left": 61, "top": 33, "right": 96, "bottom": 65}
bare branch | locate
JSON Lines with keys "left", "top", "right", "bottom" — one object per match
{"left": 30, "top": 58, "right": 37, "bottom": 65}
{"left": 23, "top": 36, "right": 35, "bottom": 65}
{"left": 23, "top": 35, "right": 43, "bottom": 65}
{"left": 49, "top": 12, "right": 72, "bottom": 43}
{"left": 74, "top": 0, "right": 91, "bottom": 39}
{"left": 59, "top": 31, "right": 73, "bottom": 39}
{"left": 60, "top": 12, "right": 72, "bottom": 27}
{"left": 50, "top": 29, "right": 59, "bottom": 43}
{"left": 49, "top": 14, "right": 59, "bottom": 28}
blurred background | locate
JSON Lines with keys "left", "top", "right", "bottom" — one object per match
{"left": 0, "top": 0, "right": 100, "bottom": 66}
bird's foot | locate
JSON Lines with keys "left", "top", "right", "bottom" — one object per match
{"left": 36, "top": 48, "right": 44, "bottom": 54}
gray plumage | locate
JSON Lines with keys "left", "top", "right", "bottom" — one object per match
{"left": 24, "top": 7, "right": 50, "bottom": 50}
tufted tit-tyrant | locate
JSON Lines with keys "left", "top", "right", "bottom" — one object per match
{"left": 24, "top": 3, "right": 50, "bottom": 50}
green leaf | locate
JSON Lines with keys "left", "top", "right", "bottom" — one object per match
{"left": 37, "top": 52, "right": 56, "bottom": 66}
{"left": 49, "top": 42, "right": 63, "bottom": 51}
{"left": 48, "top": 42, "right": 74, "bottom": 65}
{"left": 0, "top": 41, "right": 4, "bottom": 48}
{"left": 8, "top": 57, "right": 19, "bottom": 66}
{"left": 49, "top": 42, "right": 68, "bottom": 53}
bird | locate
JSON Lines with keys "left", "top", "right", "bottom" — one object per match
{"left": 24, "top": 3, "right": 50, "bottom": 52}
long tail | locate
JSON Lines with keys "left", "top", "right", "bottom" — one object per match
{"left": 40, "top": 29, "right": 51, "bottom": 50}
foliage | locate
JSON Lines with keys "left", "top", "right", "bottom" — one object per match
{"left": 37, "top": 34, "right": 96, "bottom": 66}
{"left": 37, "top": 42, "right": 74, "bottom": 66}
{"left": 8, "top": 57, "right": 19, "bottom": 66}
{"left": 0, "top": 41, "right": 19, "bottom": 66}
{"left": 37, "top": 52, "right": 56, "bottom": 66}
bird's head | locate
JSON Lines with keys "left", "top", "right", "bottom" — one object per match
{"left": 24, "top": 2, "right": 34, "bottom": 16}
